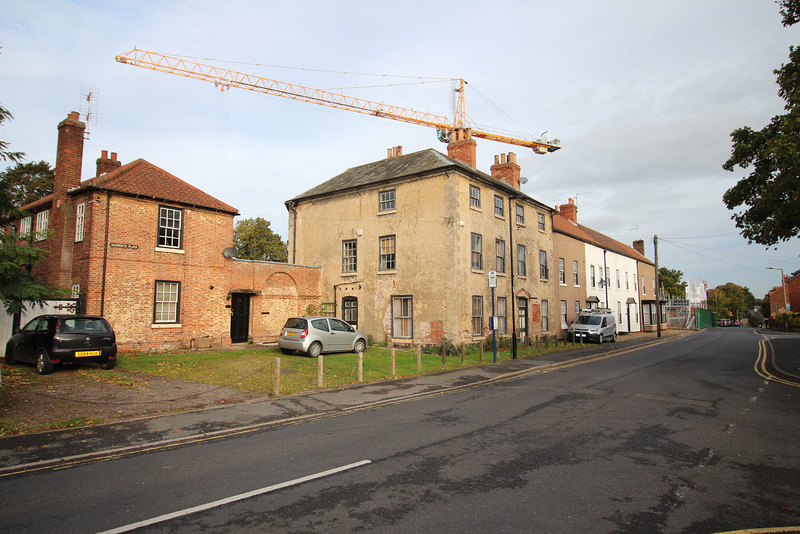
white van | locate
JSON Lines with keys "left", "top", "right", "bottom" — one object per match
{"left": 568, "top": 308, "right": 617, "bottom": 344}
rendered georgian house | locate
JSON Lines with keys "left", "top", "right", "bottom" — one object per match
{"left": 6, "top": 112, "right": 321, "bottom": 350}
{"left": 285, "top": 130, "right": 557, "bottom": 346}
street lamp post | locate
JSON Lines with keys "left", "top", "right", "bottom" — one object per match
{"left": 767, "top": 267, "right": 790, "bottom": 331}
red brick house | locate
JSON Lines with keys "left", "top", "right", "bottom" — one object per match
{"left": 767, "top": 271, "right": 800, "bottom": 319}
{"left": 7, "top": 112, "right": 320, "bottom": 351}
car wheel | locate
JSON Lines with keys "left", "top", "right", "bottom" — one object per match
{"left": 353, "top": 339, "right": 366, "bottom": 353}
{"left": 280, "top": 348, "right": 294, "bottom": 355}
{"left": 307, "top": 342, "right": 323, "bottom": 358}
{"left": 598, "top": 334, "right": 603, "bottom": 344}
{"left": 101, "top": 358, "right": 116, "bottom": 370}
{"left": 36, "top": 349, "right": 53, "bottom": 375}
{"left": 4, "top": 346, "right": 15, "bottom": 365}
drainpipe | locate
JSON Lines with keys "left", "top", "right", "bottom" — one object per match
{"left": 100, "top": 192, "right": 111, "bottom": 316}
{"left": 508, "top": 195, "right": 518, "bottom": 359}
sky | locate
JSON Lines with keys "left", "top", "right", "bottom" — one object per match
{"left": 1, "top": 0, "right": 799, "bottom": 299}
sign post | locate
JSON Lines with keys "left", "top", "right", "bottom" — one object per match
{"left": 488, "top": 271, "right": 497, "bottom": 363}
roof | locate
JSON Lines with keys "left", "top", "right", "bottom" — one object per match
{"left": 286, "top": 148, "right": 552, "bottom": 211}
{"left": 70, "top": 159, "right": 238, "bottom": 215}
{"left": 553, "top": 214, "right": 654, "bottom": 265}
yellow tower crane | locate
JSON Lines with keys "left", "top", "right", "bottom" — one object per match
{"left": 115, "top": 48, "right": 561, "bottom": 154}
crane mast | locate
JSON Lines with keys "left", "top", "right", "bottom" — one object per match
{"left": 115, "top": 48, "right": 561, "bottom": 154}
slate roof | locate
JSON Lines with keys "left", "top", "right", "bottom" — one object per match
{"left": 287, "top": 148, "right": 552, "bottom": 211}
{"left": 50, "top": 159, "right": 238, "bottom": 215}
{"left": 553, "top": 214, "right": 653, "bottom": 265}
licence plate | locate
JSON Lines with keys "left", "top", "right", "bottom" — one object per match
{"left": 75, "top": 350, "right": 101, "bottom": 357}
{"left": 286, "top": 332, "right": 297, "bottom": 337}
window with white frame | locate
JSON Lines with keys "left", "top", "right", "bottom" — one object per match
{"left": 538, "top": 212, "right": 546, "bottom": 231}
{"left": 496, "top": 239, "right": 505, "bottom": 273}
{"left": 574, "top": 301, "right": 581, "bottom": 318}
{"left": 642, "top": 276, "right": 646, "bottom": 294}
{"left": 494, "top": 195, "right": 504, "bottom": 217}
{"left": 34, "top": 210, "right": 49, "bottom": 242}
{"left": 558, "top": 258, "right": 565, "bottom": 284}
{"left": 158, "top": 206, "right": 183, "bottom": 249}
{"left": 342, "top": 240, "right": 357, "bottom": 273}
{"left": 626, "top": 271, "right": 629, "bottom": 289}
{"left": 517, "top": 244, "right": 527, "bottom": 276}
{"left": 616, "top": 269, "right": 620, "bottom": 288}
{"left": 469, "top": 184, "right": 481, "bottom": 208}
{"left": 471, "top": 233, "right": 482, "bottom": 270}
{"left": 379, "top": 235, "right": 396, "bottom": 270}
{"left": 515, "top": 204, "right": 525, "bottom": 224}
{"left": 154, "top": 281, "right": 180, "bottom": 323}
{"left": 75, "top": 202, "right": 85, "bottom": 242}
{"left": 472, "top": 296, "right": 484, "bottom": 336}
{"left": 19, "top": 216, "right": 32, "bottom": 240}
{"left": 539, "top": 249, "right": 548, "bottom": 279}
{"left": 561, "top": 300, "right": 568, "bottom": 329}
{"left": 71, "top": 284, "right": 80, "bottom": 298}
{"left": 392, "top": 295, "right": 413, "bottom": 338}
{"left": 573, "top": 261, "right": 579, "bottom": 285}
{"left": 541, "top": 299, "right": 549, "bottom": 331}
{"left": 379, "top": 189, "right": 396, "bottom": 211}
{"left": 497, "top": 297, "right": 507, "bottom": 334}
{"left": 591, "top": 265, "right": 596, "bottom": 287}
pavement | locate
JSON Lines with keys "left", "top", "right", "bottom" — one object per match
{"left": 0, "top": 328, "right": 797, "bottom": 475}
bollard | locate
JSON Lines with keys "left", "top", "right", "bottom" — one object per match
{"left": 391, "top": 347, "right": 396, "bottom": 377}
{"left": 358, "top": 351, "right": 363, "bottom": 382}
{"left": 274, "top": 357, "right": 281, "bottom": 396}
{"left": 318, "top": 355, "right": 324, "bottom": 387}
{"left": 480, "top": 341, "right": 484, "bottom": 362}
{"left": 417, "top": 344, "right": 422, "bottom": 373}
{"left": 460, "top": 343, "right": 465, "bottom": 365}
{"left": 442, "top": 342, "right": 446, "bottom": 369}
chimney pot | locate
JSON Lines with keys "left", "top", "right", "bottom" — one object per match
{"left": 111, "top": 152, "right": 117, "bottom": 161}
{"left": 101, "top": 149, "right": 108, "bottom": 159}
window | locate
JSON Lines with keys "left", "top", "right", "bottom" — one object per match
{"left": 154, "top": 281, "right": 180, "bottom": 323}
{"left": 158, "top": 206, "right": 183, "bottom": 249}
{"left": 590, "top": 265, "right": 596, "bottom": 287}
{"left": 75, "top": 202, "right": 85, "bottom": 242}
{"left": 379, "top": 235, "right": 396, "bottom": 270}
{"left": 469, "top": 184, "right": 481, "bottom": 208}
{"left": 561, "top": 300, "right": 568, "bottom": 329}
{"left": 343, "top": 297, "right": 358, "bottom": 325}
{"left": 616, "top": 269, "right": 620, "bottom": 288}
{"left": 71, "top": 284, "right": 80, "bottom": 298}
{"left": 34, "top": 210, "right": 49, "bottom": 242}
{"left": 330, "top": 318, "right": 352, "bottom": 332}
{"left": 379, "top": 189, "right": 396, "bottom": 211}
{"left": 494, "top": 195, "right": 504, "bottom": 217}
{"left": 497, "top": 297, "right": 507, "bottom": 334}
{"left": 342, "top": 240, "right": 357, "bottom": 273}
{"left": 642, "top": 276, "right": 646, "bottom": 294}
{"left": 19, "top": 216, "right": 31, "bottom": 240}
{"left": 574, "top": 301, "right": 581, "bottom": 318}
{"left": 643, "top": 303, "right": 655, "bottom": 325}
{"left": 471, "top": 233, "right": 482, "bottom": 270}
{"left": 541, "top": 299, "right": 549, "bottom": 331}
{"left": 626, "top": 272, "right": 629, "bottom": 289}
{"left": 392, "top": 295, "right": 413, "bottom": 338}
{"left": 558, "top": 258, "right": 566, "bottom": 284}
{"left": 606, "top": 267, "right": 611, "bottom": 288}
{"left": 538, "top": 212, "right": 546, "bottom": 231}
{"left": 517, "top": 244, "right": 527, "bottom": 276}
{"left": 573, "top": 261, "right": 579, "bottom": 285}
{"left": 472, "top": 296, "right": 483, "bottom": 336}
{"left": 515, "top": 204, "right": 525, "bottom": 224}
{"left": 539, "top": 250, "right": 548, "bottom": 279}
{"left": 496, "top": 239, "right": 505, "bottom": 273}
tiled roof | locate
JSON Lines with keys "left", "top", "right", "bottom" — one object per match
{"left": 287, "top": 148, "right": 552, "bottom": 211}
{"left": 553, "top": 214, "right": 653, "bottom": 265}
{"left": 70, "top": 159, "right": 238, "bottom": 215}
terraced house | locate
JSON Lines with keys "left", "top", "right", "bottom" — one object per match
{"left": 286, "top": 129, "right": 556, "bottom": 346}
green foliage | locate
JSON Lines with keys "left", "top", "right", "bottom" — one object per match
{"left": 708, "top": 283, "right": 756, "bottom": 320}
{"left": 658, "top": 267, "right": 687, "bottom": 298}
{"left": 722, "top": 2, "right": 800, "bottom": 246}
{"left": 0, "top": 105, "right": 24, "bottom": 164}
{"left": 0, "top": 160, "right": 54, "bottom": 206}
{"left": 233, "top": 217, "right": 288, "bottom": 262}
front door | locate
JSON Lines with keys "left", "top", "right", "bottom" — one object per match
{"left": 517, "top": 297, "right": 528, "bottom": 341}
{"left": 230, "top": 293, "right": 251, "bottom": 343}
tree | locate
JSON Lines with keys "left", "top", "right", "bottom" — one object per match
{"left": 233, "top": 217, "right": 288, "bottom": 262}
{"left": 722, "top": 0, "right": 800, "bottom": 247}
{"left": 0, "top": 104, "right": 66, "bottom": 314}
{"left": 658, "top": 267, "right": 687, "bottom": 298}
{"left": 709, "top": 283, "right": 756, "bottom": 320}
{"left": 0, "top": 160, "right": 54, "bottom": 206}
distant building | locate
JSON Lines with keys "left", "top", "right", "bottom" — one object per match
{"left": 767, "top": 271, "right": 800, "bottom": 319}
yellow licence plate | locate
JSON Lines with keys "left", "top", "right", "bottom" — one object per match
{"left": 75, "top": 350, "right": 101, "bottom": 357}
{"left": 286, "top": 332, "right": 297, "bottom": 337}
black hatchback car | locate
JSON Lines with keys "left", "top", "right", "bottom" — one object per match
{"left": 4, "top": 315, "right": 117, "bottom": 374}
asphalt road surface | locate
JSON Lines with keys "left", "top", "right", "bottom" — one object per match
{"left": 1, "top": 328, "right": 799, "bottom": 533}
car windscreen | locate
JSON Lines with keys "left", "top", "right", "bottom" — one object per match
{"left": 575, "top": 315, "right": 602, "bottom": 325}
{"left": 284, "top": 318, "right": 307, "bottom": 330}
{"left": 60, "top": 318, "right": 111, "bottom": 335}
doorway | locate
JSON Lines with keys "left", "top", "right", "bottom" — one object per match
{"left": 230, "top": 293, "right": 251, "bottom": 343}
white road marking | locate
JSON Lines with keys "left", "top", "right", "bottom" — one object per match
{"left": 97, "top": 459, "right": 372, "bottom": 534}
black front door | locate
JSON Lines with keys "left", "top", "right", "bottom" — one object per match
{"left": 230, "top": 293, "right": 251, "bottom": 343}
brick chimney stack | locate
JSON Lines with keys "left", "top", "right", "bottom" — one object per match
{"left": 96, "top": 150, "right": 122, "bottom": 176}
{"left": 491, "top": 152, "right": 521, "bottom": 189}
{"left": 633, "top": 240, "right": 645, "bottom": 255}
{"left": 54, "top": 111, "right": 85, "bottom": 203}
{"left": 447, "top": 128, "right": 477, "bottom": 168}
{"left": 386, "top": 146, "right": 403, "bottom": 159}
{"left": 557, "top": 198, "right": 578, "bottom": 223}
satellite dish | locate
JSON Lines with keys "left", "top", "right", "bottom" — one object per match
{"left": 222, "top": 247, "right": 238, "bottom": 258}
{"left": 520, "top": 176, "right": 529, "bottom": 185}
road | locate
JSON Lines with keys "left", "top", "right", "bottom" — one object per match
{"left": 1, "top": 328, "right": 799, "bottom": 533}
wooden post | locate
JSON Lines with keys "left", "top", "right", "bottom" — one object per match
{"left": 273, "top": 357, "right": 281, "bottom": 396}
{"left": 318, "top": 355, "right": 324, "bottom": 387}
{"left": 391, "top": 347, "right": 396, "bottom": 377}
{"left": 358, "top": 351, "right": 363, "bottom": 382}
{"left": 460, "top": 343, "right": 465, "bottom": 365}
{"left": 480, "top": 341, "right": 484, "bottom": 362}
{"left": 417, "top": 344, "right": 422, "bottom": 373}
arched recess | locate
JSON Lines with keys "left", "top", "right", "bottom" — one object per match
{"left": 260, "top": 272, "right": 300, "bottom": 339}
